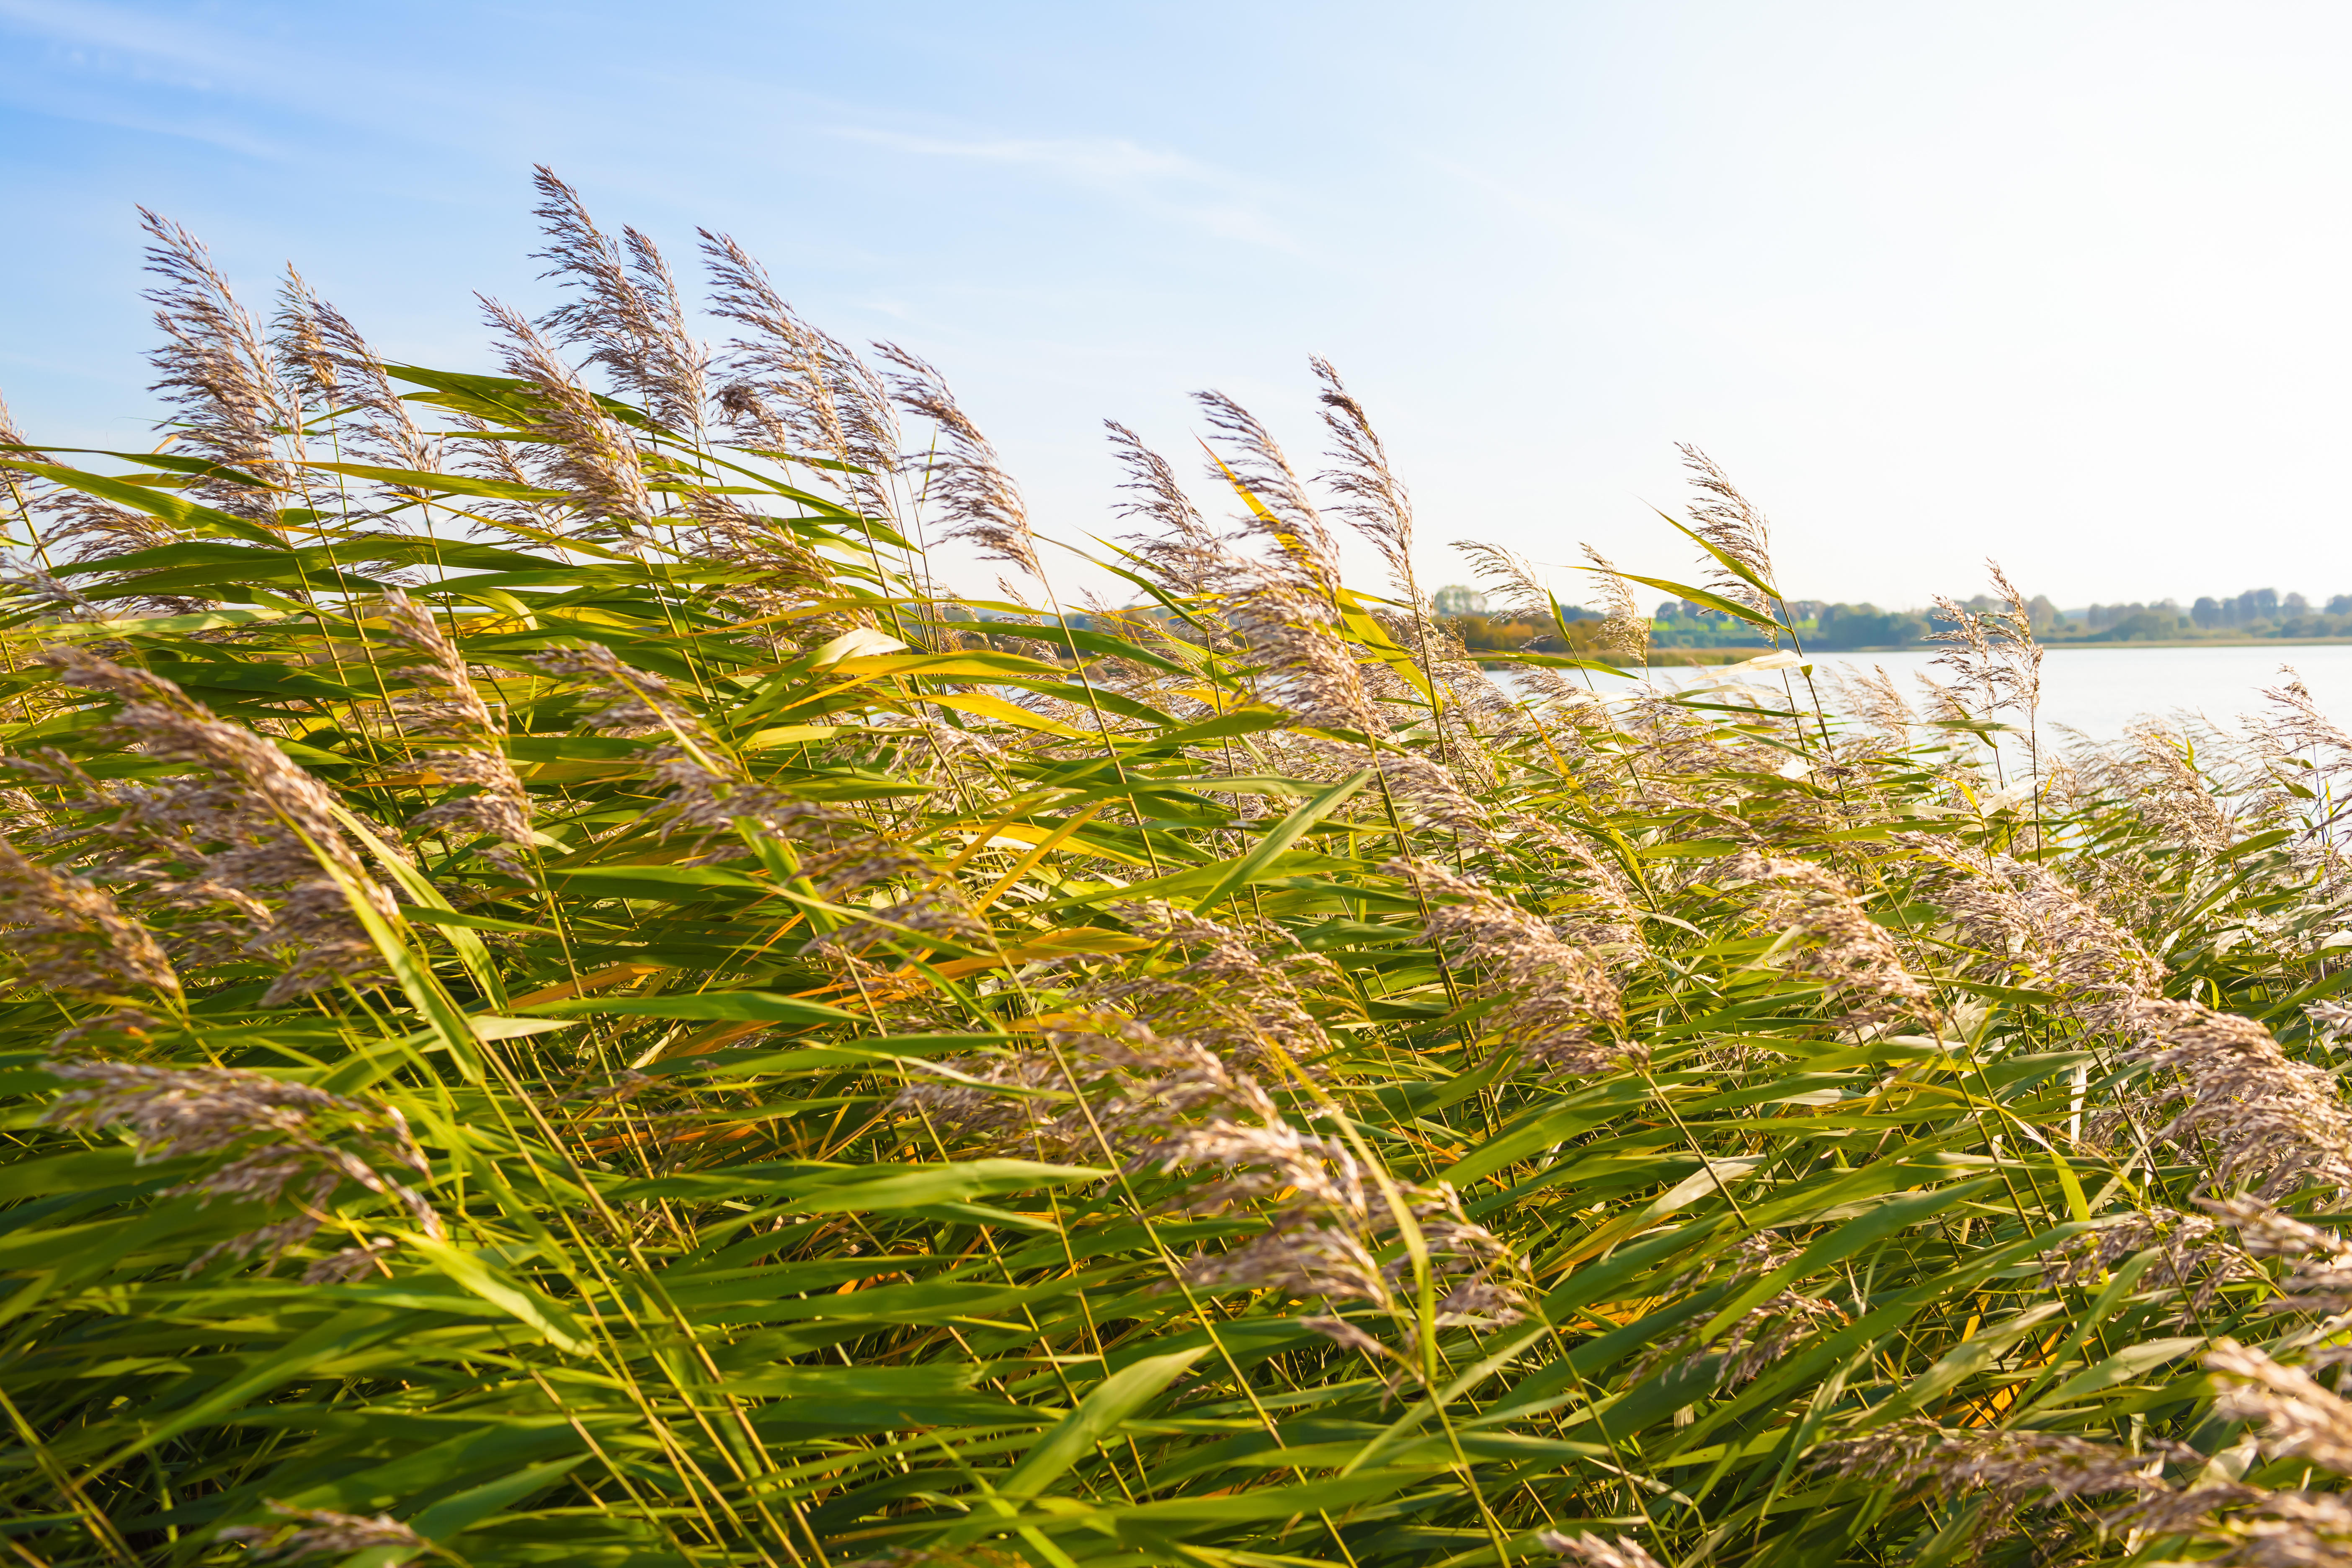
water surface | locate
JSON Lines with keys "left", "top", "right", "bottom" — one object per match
{"left": 1649, "top": 644, "right": 2352, "bottom": 739}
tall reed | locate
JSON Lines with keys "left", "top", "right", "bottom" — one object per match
{"left": 0, "top": 183, "right": 2349, "bottom": 1568}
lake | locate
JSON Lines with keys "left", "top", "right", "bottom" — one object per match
{"left": 1644, "top": 643, "right": 2352, "bottom": 740}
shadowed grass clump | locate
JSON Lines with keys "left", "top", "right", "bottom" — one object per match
{"left": 4, "top": 175, "right": 2352, "bottom": 1566}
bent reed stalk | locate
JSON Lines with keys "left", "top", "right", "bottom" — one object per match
{"left": 2, "top": 183, "right": 2352, "bottom": 1567}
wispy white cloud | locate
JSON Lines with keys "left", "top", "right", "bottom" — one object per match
{"left": 0, "top": 0, "right": 324, "bottom": 158}
{"left": 0, "top": 0, "right": 497, "bottom": 162}
{"left": 0, "top": 0, "right": 261, "bottom": 85}
{"left": 831, "top": 126, "right": 1298, "bottom": 250}
{"left": 0, "top": 88, "right": 292, "bottom": 160}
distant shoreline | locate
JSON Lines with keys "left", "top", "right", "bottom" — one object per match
{"left": 1523, "top": 635, "right": 2352, "bottom": 671}
{"left": 2037, "top": 636, "right": 2352, "bottom": 652}
{"left": 1715, "top": 635, "right": 2352, "bottom": 659}
{"left": 1835, "top": 636, "right": 2352, "bottom": 655}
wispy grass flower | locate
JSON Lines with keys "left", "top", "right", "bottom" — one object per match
{"left": 1388, "top": 856, "right": 1630, "bottom": 1071}
{"left": 39, "top": 648, "right": 394, "bottom": 1003}
{"left": 139, "top": 208, "right": 296, "bottom": 526}
{"left": 377, "top": 591, "right": 532, "bottom": 867}
{"left": 1194, "top": 389, "right": 1343, "bottom": 599}
{"left": 1816, "top": 1418, "right": 2184, "bottom": 1547}
{"left": 531, "top": 167, "right": 709, "bottom": 433}
{"left": 219, "top": 1502, "right": 431, "bottom": 1562}
{"left": 1106, "top": 420, "right": 1224, "bottom": 599}
{"left": 1928, "top": 562, "right": 2043, "bottom": 735}
{"left": 1452, "top": 539, "right": 1554, "bottom": 627}
{"left": 1580, "top": 543, "right": 1651, "bottom": 661}
{"left": 480, "top": 298, "right": 656, "bottom": 541}
{"left": 1827, "top": 663, "right": 1915, "bottom": 745}
{"left": 1539, "top": 1531, "right": 1666, "bottom": 1568}
{"left": 703, "top": 229, "right": 904, "bottom": 522}
{"left": 1228, "top": 575, "right": 1388, "bottom": 735}
{"left": 272, "top": 269, "right": 440, "bottom": 506}
{"left": 44, "top": 1058, "right": 439, "bottom": 1272}
{"left": 2042, "top": 1205, "right": 2258, "bottom": 1313}
{"left": 0, "top": 834, "right": 178, "bottom": 1001}
{"left": 1724, "top": 849, "right": 1931, "bottom": 1024}
{"left": 2210, "top": 1338, "right": 2352, "bottom": 1474}
{"left": 882, "top": 345, "right": 1042, "bottom": 580}
{"left": 1091, "top": 901, "right": 1337, "bottom": 1067}
{"left": 1677, "top": 444, "right": 1777, "bottom": 618}
{"left": 1311, "top": 357, "right": 1416, "bottom": 601}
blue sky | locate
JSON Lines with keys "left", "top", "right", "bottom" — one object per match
{"left": 5, "top": 1, "right": 2351, "bottom": 608}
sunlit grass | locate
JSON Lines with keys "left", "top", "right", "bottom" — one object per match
{"left": 0, "top": 181, "right": 2349, "bottom": 1567}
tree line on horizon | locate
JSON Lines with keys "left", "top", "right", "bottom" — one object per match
{"left": 1425, "top": 583, "right": 2352, "bottom": 655}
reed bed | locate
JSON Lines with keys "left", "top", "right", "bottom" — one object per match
{"left": 2, "top": 175, "right": 2351, "bottom": 1566}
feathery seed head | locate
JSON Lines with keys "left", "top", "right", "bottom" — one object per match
{"left": 2131, "top": 996, "right": 2352, "bottom": 1199}
{"left": 376, "top": 591, "right": 498, "bottom": 736}
{"left": 1929, "top": 565, "right": 2043, "bottom": 729}
{"left": 895, "top": 1013, "right": 1280, "bottom": 1158}
{"left": 0, "top": 833, "right": 178, "bottom": 998}
{"left": 480, "top": 297, "right": 656, "bottom": 539}
{"left": 44, "top": 1058, "right": 440, "bottom": 1271}
{"left": 138, "top": 209, "right": 295, "bottom": 526}
{"left": 880, "top": 343, "right": 1042, "bottom": 580}
{"left": 372, "top": 597, "right": 531, "bottom": 863}
{"left": 702, "top": 228, "right": 904, "bottom": 522}
{"left": 2043, "top": 1206, "right": 2259, "bottom": 1315}
{"left": 1090, "top": 900, "right": 1336, "bottom": 1067}
{"left": 219, "top": 1501, "right": 428, "bottom": 1561}
{"left": 2200, "top": 1196, "right": 2352, "bottom": 1315}
{"left": 37, "top": 647, "right": 395, "bottom": 1003}
{"left": 530, "top": 167, "right": 709, "bottom": 432}
{"left": 1227, "top": 575, "right": 1388, "bottom": 736}
{"left": 531, "top": 643, "right": 702, "bottom": 739}
{"left": 1815, "top": 1416, "right": 2188, "bottom": 1540}
{"left": 1451, "top": 539, "right": 1553, "bottom": 628}
{"left": 1311, "top": 357, "right": 1416, "bottom": 598}
{"left": 2209, "top": 1339, "right": 2352, "bottom": 1475}
{"left": 1106, "top": 419, "right": 1226, "bottom": 598}
{"left": 299, "top": 1236, "right": 397, "bottom": 1285}
{"left": 1723, "top": 849, "right": 1930, "bottom": 1024}
{"left": 1193, "top": 389, "right": 1344, "bottom": 599}
{"left": 1579, "top": 544, "right": 1651, "bottom": 660}
{"left": 271, "top": 271, "right": 438, "bottom": 503}
{"left": 1387, "top": 856, "right": 1631, "bottom": 1071}
{"left": 1829, "top": 663, "right": 1916, "bottom": 743}
{"left": 1676, "top": 444, "right": 1776, "bottom": 618}
{"left": 1373, "top": 749, "right": 1490, "bottom": 844}
{"left": 1539, "top": 1532, "right": 1666, "bottom": 1568}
